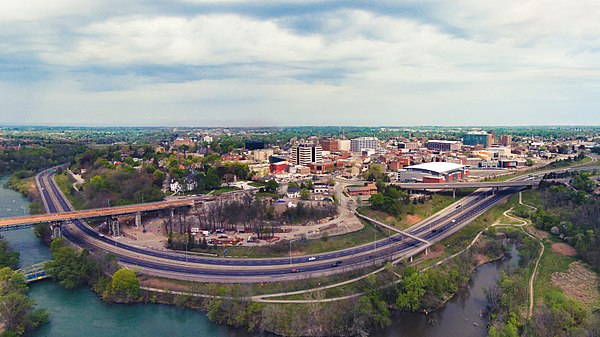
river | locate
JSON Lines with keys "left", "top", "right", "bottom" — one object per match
{"left": 0, "top": 176, "right": 517, "bottom": 337}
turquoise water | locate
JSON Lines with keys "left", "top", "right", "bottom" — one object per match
{"left": 0, "top": 176, "right": 253, "bottom": 337}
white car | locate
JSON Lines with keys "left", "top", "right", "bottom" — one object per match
{"left": 308, "top": 257, "right": 316, "bottom": 261}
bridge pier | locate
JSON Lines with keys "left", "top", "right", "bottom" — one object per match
{"left": 425, "top": 247, "right": 429, "bottom": 255}
{"left": 110, "top": 218, "right": 120, "bottom": 237}
{"left": 452, "top": 189, "right": 456, "bottom": 198}
{"left": 51, "top": 222, "right": 62, "bottom": 239}
{"left": 135, "top": 212, "right": 142, "bottom": 228}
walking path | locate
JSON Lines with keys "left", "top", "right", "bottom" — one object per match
{"left": 140, "top": 193, "right": 541, "bottom": 304}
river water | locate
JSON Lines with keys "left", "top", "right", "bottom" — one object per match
{"left": 0, "top": 176, "right": 517, "bottom": 337}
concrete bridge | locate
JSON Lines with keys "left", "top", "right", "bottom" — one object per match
{"left": 0, "top": 199, "right": 195, "bottom": 231}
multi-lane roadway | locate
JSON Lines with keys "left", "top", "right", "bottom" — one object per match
{"left": 37, "top": 168, "right": 519, "bottom": 282}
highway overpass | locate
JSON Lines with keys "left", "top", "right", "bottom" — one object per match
{"left": 390, "top": 180, "right": 540, "bottom": 190}
{"left": 0, "top": 198, "right": 195, "bottom": 229}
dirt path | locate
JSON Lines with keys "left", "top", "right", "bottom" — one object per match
{"left": 516, "top": 192, "right": 543, "bottom": 320}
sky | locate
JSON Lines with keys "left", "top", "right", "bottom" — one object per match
{"left": 1, "top": 0, "right": 599, "bottom": 127}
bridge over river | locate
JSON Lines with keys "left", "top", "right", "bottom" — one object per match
{"left": 18, "top": 261, "right": 49, "bottom": 283}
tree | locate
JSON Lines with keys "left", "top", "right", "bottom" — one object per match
{"left": 110, "top": 268, "right": 140, "bottom": 302}
{"left": 300, "top": 188, "right": 311, "bottom": 200}
{"left": 0, "top": 267, "right": 48, "bottom": 336}
{"left": 396, "top": 267, "right": 427, "bottom": 311}
{"left": 369, "top": 193, "right": 386, "bottom": 210}
{"left": 364, "top": 164, "right": 383, "bottom": 181}
{"left": 0, "top": 237, "right": 19, "bottom": 270}
{"left": 46, "top": 238, "right": 96, "bottom": 289}
{"left": 265, "top": 180, "right": 279, "bottom": 194}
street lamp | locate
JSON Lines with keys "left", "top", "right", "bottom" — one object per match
{"left": 289, "top": 240, "right": 293, "bottom": 267}
{"left": 373, "top": 228, "right": 377, "bottom": 255}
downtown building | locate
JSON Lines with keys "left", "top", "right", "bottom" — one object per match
{"left": 425, "top": 140, "right": 462, "bottom": 152}
{"left": 290, "top": 144, "right": 323, "bottom": 165}
{"left": 350, "top": 137, "right": 379, "bottom": 153}
{"left": 463, "top": 131, "right": 493, "bottom": 148}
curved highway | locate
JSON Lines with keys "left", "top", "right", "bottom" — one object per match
{"left": 38, "top": 168, "right": 519, "bottom": 281}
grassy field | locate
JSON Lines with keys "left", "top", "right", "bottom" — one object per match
{"left": 53, "top": 172, "right": 86, "bottom": 210}
{"left": 413, "top": 194, "right": 520, "bottom": 270}
{"left": 210, "top": 186, "right": 240, "bottom": 194}
{"left": 223, "top": 219, "right": 388, "bottom": 258}
{"left": 139, "top": 264, "right": 383, "bottom": 297}
{"left": 357, "top": 190, "right": 472, "bottom": 230}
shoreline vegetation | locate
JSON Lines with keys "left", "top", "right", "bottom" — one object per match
{"left": 0, "top": 236, "right": 49, "bottom": 337}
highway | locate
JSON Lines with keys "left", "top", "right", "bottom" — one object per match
{"left": 390, "top": 180, "right": 539, "bottom": 189}
{"left": 37, "top": 168, "right": 519, "bottom": 282}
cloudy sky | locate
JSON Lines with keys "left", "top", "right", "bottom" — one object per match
{"left": 1, "top": 0, "right": 599, "bottom": 126}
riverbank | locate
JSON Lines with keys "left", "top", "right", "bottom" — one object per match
{"left": 1, "top": 174, "right": 532, "bottom": 337}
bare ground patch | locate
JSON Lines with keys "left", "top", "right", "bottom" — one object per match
{"left": 410, "top": 244, "right": 444, "bottom": 264}
{"left": 403, "top": 214, "right": 423, "bottom": 226}
{"left": 139, "top": 276, "right": 193, "bottom": 293}
{"left": 551, "top": 243, "right": 577, "bottom": 257}
{"left": 551, "top": 262, "right": 600, "bottom": 306}
{"left": 527, "top": 227, "right": 549, "bottom": 240}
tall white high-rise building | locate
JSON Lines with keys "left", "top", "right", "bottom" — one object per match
{"left": 290, "top": 144, "right": 323, "bottom": 165}
{"left": 350, "top": 137, "right": 379, "bottom": 153}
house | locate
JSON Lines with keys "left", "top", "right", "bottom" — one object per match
{"left": 286, "top": 188, "right": 300, "bottom": 199}
{"left": 313, "top": 183, "right": 329, "bottom": 194}
{"left": 184, "top": 174, "right": 197, "bottom": 191}
{"left": 347, "top": 183, "right": 378, "bottom": 196}
{"left": 170, "top": 179, "right": 181, "bottom": 193}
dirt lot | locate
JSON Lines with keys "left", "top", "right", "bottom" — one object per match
{"left": 404, "top": 214, "right": 423, "bottom": 226}
{"left": 139, "top": 276, "right": 192, "bottom": 292}
{"left": 551, "top": 242, "right": 577, "bottom": 256}
{"left": 551, "top": 262, "right": 600, "bottom": 306}
{"left": 528, "top": 227, "right": 549, "bottom": 240}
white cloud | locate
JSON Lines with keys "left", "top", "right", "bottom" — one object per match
{"left": 0, "top": 1, "right": 599, "bottom": 125}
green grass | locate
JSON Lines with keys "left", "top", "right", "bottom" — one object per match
{"left": 54, "top": 172, "right": 86, "bottom": 210}
{"left": 249, "top": 181, "right": 267, "bottom": 187}
{"left": 140, "top": 264, "right": 382, "bottom": 297}
{"left": 414, "top": 194, "right": 520, "bottom": 269}
{"left": 224, "top": 219, "right": 388, "bottom": 258}
{"left": 210, "top": 186, "right": 240, "bottom": 194}
{"left": 357, "top": 190, "right": 471, "bottom": 230}
{"left": 533, "top": 240, "right": 577, "bottom": 306}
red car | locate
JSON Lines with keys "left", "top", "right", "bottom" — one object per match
{"left": 291, "top": 268, "right": 300, "bottom": 273}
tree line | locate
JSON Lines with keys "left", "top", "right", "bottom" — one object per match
{"left": 0, "top": 236, "right": 48, "bottom": 336}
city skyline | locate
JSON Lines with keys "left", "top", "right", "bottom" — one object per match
{"left": 1, "top": 1, "right": 599, "bottom": 126}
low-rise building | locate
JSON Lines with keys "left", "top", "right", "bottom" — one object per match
{"left": 398, "top": 162, "right": 469, "bottom": 183}
{"left": 347, "top": 183, "right": 378, "bottom": 196}
{"left": 425, "top": 140, "right": 462, "bottom": 152}
{"left": 286, "top": 188, "right": 300, "bottom": 199}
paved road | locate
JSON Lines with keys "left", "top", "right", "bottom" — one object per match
{"left": 38, "top": 168, "right": 519, "bottom": 282}
{"left": 390, "top": 180, "right": 539, "bottom": 189}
